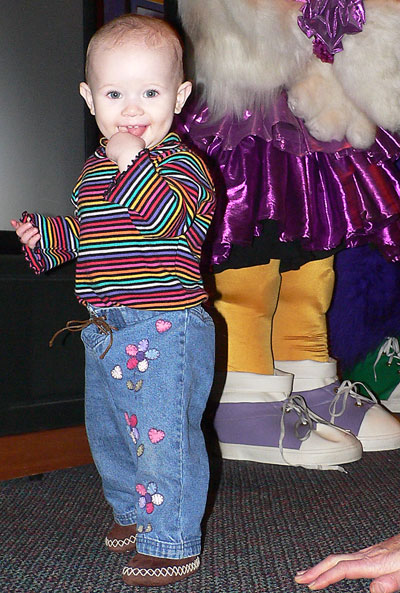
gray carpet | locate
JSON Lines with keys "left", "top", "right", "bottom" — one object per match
{"left": 2, "top": 449, "right": 400, "bottom": 593}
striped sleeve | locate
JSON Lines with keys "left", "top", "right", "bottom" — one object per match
{"left": 21, "top": 211, "right": 79, "bottom": 274}
{"left": 104, "top": 149, "right": 214, "bottom": 238}
{"left": 161, "top": 151, "right": 215, "bottom": 256}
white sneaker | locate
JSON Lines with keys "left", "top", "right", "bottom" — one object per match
{"left": 276, "top": 359, "right": 400, "bottom": 451}
{"left": 213, "top": 370, "right": 362, "bottom": 470}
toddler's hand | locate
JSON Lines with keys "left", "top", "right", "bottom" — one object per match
{"left": 106, "top": 131, "right": 146, "bottom": 172}
{"left": 10, "top": 218, "right": 41, "bottom": 249}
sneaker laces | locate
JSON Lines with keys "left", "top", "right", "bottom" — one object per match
{"left": 328, "top": 380, "right": 378, "bottom": 423}
{"left": 279, "top": 394, "right": 349, "bottom": 472}
{"left": 373, "top": 337, "right": 400, "bottom": 381}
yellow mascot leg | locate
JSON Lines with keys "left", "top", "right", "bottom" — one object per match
{"left": 213, "top": 260, "right": 281, "bottom": 374}
{"left": 272, "top": 257, "right": 335, "bottom": 362}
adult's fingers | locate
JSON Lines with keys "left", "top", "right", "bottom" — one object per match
{"left": 302, "top": 558, "right": 399, "bottom": 591}
{"left": 371, "top": 570, "right": 400, "bottom": 593}
{"left": 295, "top": 553, "right": 365, "bottom": 585}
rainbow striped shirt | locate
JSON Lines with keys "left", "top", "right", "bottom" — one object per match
{"left": 23, "top": 133, "right": 215, "bottom": 310}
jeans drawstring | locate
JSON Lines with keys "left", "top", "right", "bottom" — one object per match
{"left": 49, "top": 316, "right": 118, "bottom": 359}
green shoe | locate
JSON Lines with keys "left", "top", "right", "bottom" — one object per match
{"left": 343, "top": 337, "right": 400, "bottom": 413}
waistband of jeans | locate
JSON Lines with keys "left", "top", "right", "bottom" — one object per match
{"left": 86, "top": 304, "right": 207, "bottom": 326}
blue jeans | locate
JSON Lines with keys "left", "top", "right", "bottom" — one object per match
{"left": 81, "top": 304, "right": 215, "bottom": 559}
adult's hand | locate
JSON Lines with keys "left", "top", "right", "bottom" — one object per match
{"left": 295, "top": 534, "right": 400, "bottom": 593}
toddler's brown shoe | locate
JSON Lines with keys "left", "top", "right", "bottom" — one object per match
{"left": 122, "top": 552, "right": 200, "bottom": 586}
{"left": 105, "top": 522, "right": 137, "bottom": 553}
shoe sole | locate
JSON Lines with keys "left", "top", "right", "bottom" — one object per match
{"left": 122, "top": 556, "right": 200, "bottom": 586}
{"left": 218, "top": 440, "right": 362, "bottom": 467}
{"left": 357, "top": 431, "right": 400, "bottom": 452}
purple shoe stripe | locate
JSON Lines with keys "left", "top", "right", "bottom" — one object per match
{"left": 294, "top": 383, "right": 373, "bottom": 435}
{"left": 214, "top": 402, "right": 307, "bottom": 450}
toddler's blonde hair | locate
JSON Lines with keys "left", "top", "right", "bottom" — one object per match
{"left": 85, "top": 14, "right": 184, "bottom": 83}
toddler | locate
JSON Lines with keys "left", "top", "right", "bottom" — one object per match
{"left": 11, "top": 14, "right": 215, "bottom": 587}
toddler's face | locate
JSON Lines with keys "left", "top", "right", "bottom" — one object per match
{"left": 80, "top": 40, "right": 191, "bottom": 148}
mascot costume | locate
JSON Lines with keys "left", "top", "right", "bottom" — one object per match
{"left": 328, "top": 243, "right": 400, "bottom": 412}
{"left": 166, "top": 0, "right": 400, "bottom": 469}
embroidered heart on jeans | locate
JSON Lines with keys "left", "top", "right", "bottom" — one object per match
{"left": 155, "top": 319, "right": 172, "bottom": 333}
{"left": 148, "top": 428, "right": 165, "bottom": 444}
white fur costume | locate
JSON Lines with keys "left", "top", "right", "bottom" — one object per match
{"left": 179, "top": 0, "right": 400, "bottom": 149}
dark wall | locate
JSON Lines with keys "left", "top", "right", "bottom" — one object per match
{"left": 1, "top": 248, "right": 86, "bottom": 436}
{"left": 0, "top": 2, "right": 99, "bottom": 436}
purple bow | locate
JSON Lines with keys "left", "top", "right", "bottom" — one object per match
{"left": 297, "top": 0, "right": 366, "bottom": 62}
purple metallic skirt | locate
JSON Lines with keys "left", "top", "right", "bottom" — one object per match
{"left": 177, "top": 93, "right": 400, "bottom": 267}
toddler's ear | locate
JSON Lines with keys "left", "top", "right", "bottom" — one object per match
{"left": 175, "top": 81, "right": 192, "bottom": 114}
{"left": 79, "top": 82, "right": 95, "bottom": 115}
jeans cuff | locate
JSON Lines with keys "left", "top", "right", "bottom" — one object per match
{"left": 136, "top": 535, "right": 201, "bottom": 559}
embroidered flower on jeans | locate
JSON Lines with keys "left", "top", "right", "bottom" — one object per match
{"left": 111, "top": 365, "right": 123, "bottom": 380}
{"left": 125, "top": 340, "right": 159, "bottom": 372}
{"left": 124, "top": 412, "right": 139, "bottom": 444}
{"left": 136, "top": 482, "right": 164, "bottom": 514}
